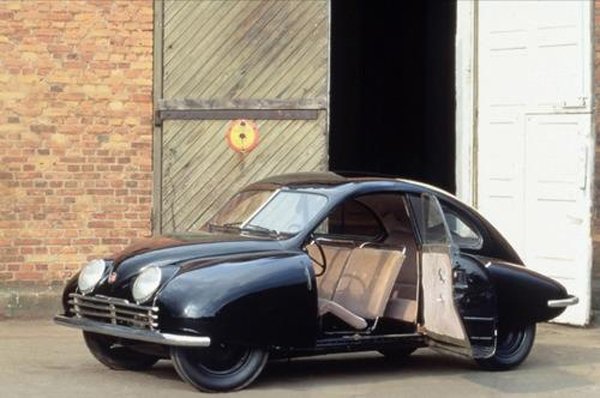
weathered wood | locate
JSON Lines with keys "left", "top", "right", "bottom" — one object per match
{"left": 157, "top": 0, "right": 330, "bottom": 233}
{"left": 155, "top": 109, "right": 319, "bottom": 124}
{"left": 152, "top": 0, "right": 165, "bottom": 235}
{"left": 158, "top": 97, "right": 328, "bottom": 110}
{"left": 161, "top": 114, "right": 328, "bottom": 232}
{"left": 162, "top": 0, "right": 328, "bottom": 100}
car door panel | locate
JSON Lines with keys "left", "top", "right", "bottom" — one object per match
{"left": 411, "top": 194, "right": 471, "bottom": 352}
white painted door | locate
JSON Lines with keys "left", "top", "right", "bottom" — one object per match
{"left": 477, "top": 1, "right": 592, "bottom": 325}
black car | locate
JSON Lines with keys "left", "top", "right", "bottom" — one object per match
{"left": 54, "top": 172, "right": 578, "bottom": 392}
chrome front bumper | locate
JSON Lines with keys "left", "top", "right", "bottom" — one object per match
{"left": 54, "top": 315, "right": 211, "bottom": 347}
{"left": 548, "top": 295, "right": 579, "bottom": 308}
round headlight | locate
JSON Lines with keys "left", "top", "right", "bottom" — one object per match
{"left": 78, "top": 259, "right": 107, "bottom": 294}
{"left": 132, "top": 266, "right": 161, "bottom": 304}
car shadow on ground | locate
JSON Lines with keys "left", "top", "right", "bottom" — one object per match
{"left": 257, "top": 351, "right": 474, "bottom": 389}
{"left": 147, "top": 343, "right": 599, "bottom": 394}
{"left": 148, "top": 350, "right": 476, "bottom": 391}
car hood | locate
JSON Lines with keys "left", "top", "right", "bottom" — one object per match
{"left": 108, "top": 233, "right": 286, "bottom": 283}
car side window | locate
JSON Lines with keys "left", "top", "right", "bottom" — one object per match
{"left": 442, "top": 207, "right": 483, "bottom": 250}
{"left": 315, "top": 199, "right": 384, "bottom": 242}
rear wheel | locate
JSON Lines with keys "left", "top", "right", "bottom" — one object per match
{"left": 171, "top": 343, "right": 268, "bottom": 392}
{"left": 475, "top": 323, "right": 536, "bottom": 370}
{"left": 83, "top": 332, "right": 160, "bottom": 370}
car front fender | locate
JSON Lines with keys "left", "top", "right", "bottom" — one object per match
{"left": 156, "top": 251, "right": 318, "bottom": 349}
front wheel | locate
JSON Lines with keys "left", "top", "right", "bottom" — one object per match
{"left": 171, "top": 343, "right": 269, "bottom": 392}
{"left": 475, "top": 323, "right": 536, "bottom": 371}
{"left": 83, "top": 332, "right": 160, "bottom": 371}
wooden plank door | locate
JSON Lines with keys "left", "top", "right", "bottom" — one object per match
{"left": 153, "top": 0, "right": 330, "bottom": 233}
{"left": 477, "top": 0, "right": 592, "bottom": 325}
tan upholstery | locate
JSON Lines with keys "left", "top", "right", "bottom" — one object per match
{"left": 307, "top": 243, "right": 413, "bottom": 327}
{"left": 318, "top": 298, "right": 368, "bottom": 330}
{"left": 310, "top": 194, "right": 419, "bottom": 325}
{"left": 306, "top": 244, "right": 352, "bottom": 300}
{"left": 384, "top": 294, "right": 418, "bottom": 322}
{"left": 379, "top": 214, "right": 419, "bottom": 323}
{"left": 332, "top": 247, "right": 405, "bottom": 320}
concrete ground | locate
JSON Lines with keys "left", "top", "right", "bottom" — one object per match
{"left": 0, "top": 321, "right": 598, "bottom": 398}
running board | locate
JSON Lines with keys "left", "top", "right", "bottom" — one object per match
{"left": 307, "top": 333, "right": 426, "bottom": 355}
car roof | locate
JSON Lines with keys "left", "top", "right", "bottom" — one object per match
{"left": 248, "top": 171, "right": 455, "bottom": 198}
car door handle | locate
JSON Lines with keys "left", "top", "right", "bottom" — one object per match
{"left": 438, "top": 268, "right": 446, "bottom": 283}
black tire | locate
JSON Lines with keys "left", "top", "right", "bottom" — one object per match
{"left": 378, "top": 346, "right": 418, "bottom": 361}
{"left": 475, "top": 323, "right": 536, "bottom": 371}
{"left": 171, "top": 343, "right": 268, "bottom": 393}
{"left": 83, "top": 332, "right": 160, "bottom": 370}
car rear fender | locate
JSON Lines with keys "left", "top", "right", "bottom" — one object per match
{"left": 485, "top": 261, "right": 568, "bottom": 325}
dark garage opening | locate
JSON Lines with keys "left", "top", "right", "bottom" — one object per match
{"left": 329, "top": 0, "right": 457, "bottom": 193}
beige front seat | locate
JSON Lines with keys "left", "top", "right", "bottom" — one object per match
{"left": 319, "top": 247, "right": 406, "bottom": 330}
{"left": 306, "top": 244, "right": 353, "bottom": 300}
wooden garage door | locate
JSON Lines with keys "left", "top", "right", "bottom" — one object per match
{"left": 153, "top": 0, "right": 330, "bottom": 233}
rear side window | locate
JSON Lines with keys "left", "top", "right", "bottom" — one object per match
{"left": 315, "top": 199, "right": 384, "bottom": 242}
{"left": 442, "top": 207, "right": 483, "bottom": 250}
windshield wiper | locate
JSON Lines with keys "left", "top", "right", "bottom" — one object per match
{"left": 208, "top": 222, "right": 281, "bottom": 238}
{"left": 207, "top": 222, "right": 243, "bottom": 233}
{"left": 241, "top": 224, "right": 281, "bottom": 238}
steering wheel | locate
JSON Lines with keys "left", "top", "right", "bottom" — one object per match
{"left": 306, "top": 235, "right": 327, "bottom": 277}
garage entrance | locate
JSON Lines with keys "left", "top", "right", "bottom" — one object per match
{"left": 329, "top": 0, "right": 457, "bottom": 192}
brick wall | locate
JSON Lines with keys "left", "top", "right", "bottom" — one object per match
{"left": 0, "top": 0, "right": 153, "bottom": 285}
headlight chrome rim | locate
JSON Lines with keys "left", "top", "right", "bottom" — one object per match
{"left": 132, "top": 266, "right": 162, "bottom": 304}
{"left": 78, "top": 259, "right": 107, "bottom": 295}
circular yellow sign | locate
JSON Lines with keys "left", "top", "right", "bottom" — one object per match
{"left": 226, "top": 119, "right": 259, "bottom": 153}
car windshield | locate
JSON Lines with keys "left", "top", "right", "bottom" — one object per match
{"left": 204, "top": 189, "right": 328, "bottom": 238}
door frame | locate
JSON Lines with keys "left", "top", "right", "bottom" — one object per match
{"left": 454, "top": 0, "right": 478, "bottom": 208}
{"left": 152, "top": 0, "right": 165, "bottom": 234}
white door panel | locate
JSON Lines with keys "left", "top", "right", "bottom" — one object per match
{"left": 477, "top": 0, "right": 592, "bottom": 325}
{"left": 529, "top": 1, "right": 590, "bottom": 110}
{"left": 477, "top": 111, "right": 526, "bottom": 256}
{"left": 524, "top": 114, "right": 592, "bottom": 324}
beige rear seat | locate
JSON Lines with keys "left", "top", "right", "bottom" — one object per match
{"left": 383, "top": 248, "right": 419, "bottom": 322}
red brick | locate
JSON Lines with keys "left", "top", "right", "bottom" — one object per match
{"left": 0, "top": 0, "right": 153, "bottom": 285}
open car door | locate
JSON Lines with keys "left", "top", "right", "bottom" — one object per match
{"left": 414, "top": 194, "right": 471, "bottom": 354}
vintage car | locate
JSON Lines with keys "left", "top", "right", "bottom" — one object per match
{"left": 54, "top": 172, "right": 578, "bottom": 392}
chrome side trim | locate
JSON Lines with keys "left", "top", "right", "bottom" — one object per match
{"left": 548, "top": 295, "right": 579, "bottom": 308}
{"left": 54, "top": 315, "right": 211, "bottom": 347}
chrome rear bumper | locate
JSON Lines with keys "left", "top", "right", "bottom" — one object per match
{"left": 548, "top": 295, "right": 579, "bottom": 308}
{"left": 54, "top": 315, "right": 211, "bottom": 347}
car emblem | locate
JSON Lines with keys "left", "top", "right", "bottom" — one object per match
{"left": 108, "top": 272, "right": 117, "bottom": 284}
